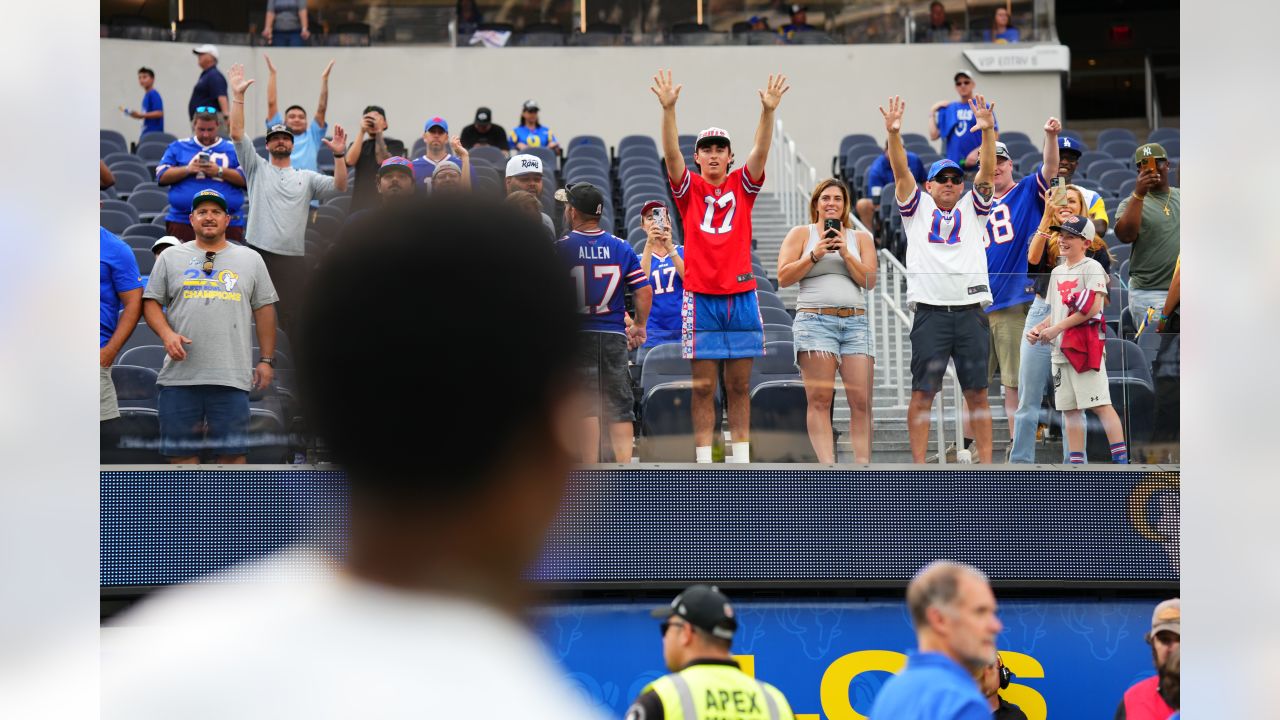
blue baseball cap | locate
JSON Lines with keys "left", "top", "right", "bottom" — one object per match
{"left": 424, "top": 116, "right": 448, "bottom": 133}
{"left": 1058, "top": 136, "right": 1086, "bottom": 156}
{"left": 378, "top": 156, "right": 414, "bottom": 176}
{"left": 190, "top": 189, "right": 227, "bottom": 211}
{"left": 927, "top": 159, "right": 963, "bottom": 180}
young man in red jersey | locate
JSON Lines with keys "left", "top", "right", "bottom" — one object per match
{"left": 651, "top": 69, "right": 789, "bottom": 463}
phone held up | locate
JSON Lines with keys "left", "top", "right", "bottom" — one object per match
{"left": 648, "top": 206, "right": 669, "bottom": 232}
{"left": 823, "top": 218, "right": 841, "bottom": 241}
{"left": 1049, "top": 176, "right": 1069, "bottom": 207}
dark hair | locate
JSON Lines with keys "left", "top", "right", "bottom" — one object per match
{"left": 363, "top": 105, "right": 386, "bottom": 118}
{"left": 138, "top": 67, "right": 155, "bottom": 78}
{"left": 299, "top": 197, "right": 580, "bottom": 505}
{"left": 284, "top": 104, "right": 307, "bottom": 117}
{"left": 930, "top": 0, "right": 944, "bottom": 9}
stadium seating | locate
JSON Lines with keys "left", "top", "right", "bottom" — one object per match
{"left": 138, "top": 132, "right": 178, "bottom": 149}
{"left": 749, "top": 341, "right": 800, "bottom": 389}
{"left": 1095, "top": 168, "right": 1132, "bottom": 195}
{"left": 760, "top": 306, "right": 792, "bottom": 326}
{"left": 637, "top": 343, "right": 721, "bottom": 461}
{"left": 757, "top": 291, "right": 788, "bottom": 313}
{"left": 132, "top": 248, "right": 156, "bottom": 276}
{"left": 749, "top": 380, "right": 816, "bottom": 462}
{"left": 1146, "top": 127, "right": 1179, "bottom": 144}
{"left": 117, "top": 345, "right": 167, "bottom": 370}
{"left": 1096, "top": 128, "right": 1138, "bottom": 147}
{"left": 111, "top": 365, "right": 159, "bottom": 410}
{"left": 128, "top": 190, "right": 171, "bottom": 221}
{"left": 1102, "top": 139, "right": 1138, "bottom": 162}
{"left": 101, "top": 408, "right": 161, "bottom": 464}
{"left": 101, "top": 209, "right": 137, "bottom": 235}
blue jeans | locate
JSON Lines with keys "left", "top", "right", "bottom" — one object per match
{"left": 271, "top": 31, "right": 305, "bottom": 47}
{"left": 1009, "top": 296, "right": 1081, "bottom": 463}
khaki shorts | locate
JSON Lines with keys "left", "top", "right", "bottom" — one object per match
{"left": 1052, "top": 360, "right": 1111, "bottom": 411}
{"left": 987, "top": 304, "right": 1029, "bottom": 388}
{"left": 101, "top": 366, "right": 120, "bottom": 421}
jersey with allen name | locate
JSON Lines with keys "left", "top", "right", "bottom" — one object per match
{"left": 669, "top": 166, "right": 763, "bottom": 295}
{"left": 555, "top": 229, "right": 647, "bottom": 334}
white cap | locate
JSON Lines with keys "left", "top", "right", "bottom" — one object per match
{"left": 505, "top": 154, "right": 544, "bottom": 178}
{"left": 695, "top": 127, "right": 732, "bottom": 147}
{"left": 151, "top": 235, "right": 183, "bottom": 251}
{"left": 192, "top": 44, "right": 219, "bottom": 60}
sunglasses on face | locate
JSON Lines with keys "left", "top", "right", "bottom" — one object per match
{"left": 203, "top": 250, "right": 215, "bottom": 275}
{"left": 195, "top": 106, "right": 218, "bottom": 114}
{"left": 955, "top": 80, "right": 972, "bottom": 86}
{"left": 659, "top": 620, "right": 688, "bottom": 637}
{"left": 932, "top": 174, "right": 964, "bottom": 185}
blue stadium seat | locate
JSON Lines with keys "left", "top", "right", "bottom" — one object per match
{"left": 1109, "top": 243, "right": 1131, "bottom": 266}
{"left": 247, "top": 408, "right": 291, "bottom": 464}
{"left": 469, "top": 145, "right": 508, "bottom": 167}
{"left": 1117, "top": 178, "right": 1137, "bottom": 199}
{"left": 850, "top": 155, "right": 878, "bottom": 197}
{"left": 1096, "top": 128, "right": 1138, "bottom": 147}
{"left": 324, "top": 195, "right": 352, "bottom": 214}
{"left": 998, "top": 130, "right": 1031, "bottom": 147}
{"left": 764, "top": 327, "right": 793, "bottom": 344}
{"left": 1017, "top": 152, "right": 1042, "bottom": 177}
{"left": 101, "top": 408, "right": 163, "bottom": 464}
{"left": 567, "top": 144, "right": 609, "bottom": 165}
{"left": 756, "top": 291, "right": 787, "bottom": 313}
{"left": 101, "top": 138, "right": 126, "bottom": 159}
{"left": 101, "top": 209, "right": 136, "bottom": 235}
{"left": 124, "top": 223, "right": 166, "bottom": 240}
{"left": 749, "top": 341, "right": 799, "bottom": 389}
{"left": 760, "top": 305, "right": 794, "bottom": 327}
{"left": 618, "top": 145, "right": 659, "bottom": 163}
{"left": 568, "top": 135, "right": 606, "bottom": 153}
{"left": 102, "top": 129, "right": 129, "bottom": 151}
{"left": 137, "top": 132, "right": 178, "bottom": 149}
{"left": 133, "top": 248, "right": 156, "bottom": 276}
{"left": 116, "top": 344, "right": 167, "bottom": 370}
{"left": 1146, "top": 128, "right": 1179, "bottom": 145}
{"left": 1102, "top": 140, "right": 1138, "bottom": 162}
{"left": 106, "top": 152, "right": 148, "bottom": 171}
{"left": 749, "top": 380, "right": 817, "bottom": 462}
{"left": 524, "top": 146, "right": 559, "bottom": 174}
{"left": 110, "top": 170, "right": 149, "bottom": 196}
{"left": 1096, "top": 168, "right": 1131, "bottom": 195}
{"left": 901, "top": 132, "right": 931, "bottom": 148}
{"left": 122, "top": 235, "right": 157, "bottom": 250}
{"left": 637, "top": 343, "right": 723, "bottom": 461}
{"left": 128, "top": 190, "right": 172, "bottom": 221}
{"left": 135, "top": 143, "right": 168, "bottom": 164}
{"left": 1161, "top": 139, "right": 1179, "bottom": 157}
{"left": 1075, "top": 151, "right": 1114, "bottom": 177}
{"left": 1003, "top": 141, "right": 1038, "bottom": 161}
{"left": 111, "top": 364, "right": 159, "bottom": 409}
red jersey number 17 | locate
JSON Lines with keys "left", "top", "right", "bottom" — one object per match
{"left": 699, "top": 191, "right": 736, "bottom": 235}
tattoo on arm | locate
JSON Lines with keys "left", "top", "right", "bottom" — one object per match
{"left": 973, "top": 181, "right": 993, "bottom": 199}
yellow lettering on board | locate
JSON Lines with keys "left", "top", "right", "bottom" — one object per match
{"left": 1000, "top": 651, "right": 1047, "bottom": 720}
{"left": 819, "top": 650, "right": 907, "bottom": 720}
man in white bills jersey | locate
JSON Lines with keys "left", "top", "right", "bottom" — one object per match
{"left": 879, "top": 93, "right": 998, "bottom": 463}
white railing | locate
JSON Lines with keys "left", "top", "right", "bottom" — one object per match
{"left": 874, "top": 249, "right": 966, "bottom": 464}
{"left": 768, "top": 117, "right": 817, "bottom": 230}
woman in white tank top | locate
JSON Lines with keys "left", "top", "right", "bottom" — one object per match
{"left": 777, "top": 178, "right": 878, "bottom": 463}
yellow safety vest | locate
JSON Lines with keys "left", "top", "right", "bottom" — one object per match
{"left": 643, "top": 663, "right": 793, "bottom": 720}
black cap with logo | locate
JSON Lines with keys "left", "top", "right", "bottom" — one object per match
{"left": 650, "top": 584, "right": 738, "bottom": 640}
{"left": 559, "top": 182, "right": 606, "bottom": 216}
{"left": 475, "top": 106, "right": 492, "bottom": 123}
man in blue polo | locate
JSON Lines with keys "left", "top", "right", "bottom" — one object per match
{"left": 870, "top": 561, "right": 1002, "bottom": 719}
{"left": 188, "top": 45, "right": 229, "bottom": 134}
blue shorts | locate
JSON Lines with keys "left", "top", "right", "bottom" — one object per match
{"left": 681, "top": 290, "right": 765, "bottom": 360}
{"left": 792, "top": 311, "right": 876, "bottom": 363}
{"left": 157, "top": 385, "right": 251, "bottom": 457}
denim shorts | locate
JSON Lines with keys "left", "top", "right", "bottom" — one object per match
{"left": 157, "top": 384, "right": 251, "bottom": 457}
{"left": 792, "top": 311, "right": 875, "bottom": 362}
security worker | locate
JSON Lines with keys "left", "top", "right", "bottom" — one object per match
{"left": 977, "top": 652, "right": 1028, "bottom": 720}
{"left": 625, "top": 585, "right": 795, "bottom": 720}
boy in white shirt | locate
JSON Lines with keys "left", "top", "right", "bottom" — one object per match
{"left": 1027, "top": 214, "right": 1129, "bottom": 464}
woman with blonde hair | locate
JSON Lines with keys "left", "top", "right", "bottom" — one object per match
{"left": 777, "top": 178, "right": 877, "bottom": 462}
{"left": 1008, "top": 184, "right": 1112, "bottom": 462}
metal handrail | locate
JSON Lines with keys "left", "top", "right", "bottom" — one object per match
{"left": 875, "top": 248, "right": 965, "bottom": 464}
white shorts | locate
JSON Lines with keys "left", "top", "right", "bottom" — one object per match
{"left": 101, "top": 366, "right": 120, "bottom": 421}
{"left": 1052, "top": 360, "right": 1111, "bottom": 411}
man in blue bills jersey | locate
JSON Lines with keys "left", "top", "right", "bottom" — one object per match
{"left": 555, "top": 183, "right": 652, "bottom": 464}
{"left": 637, "top": 200, "right": 685, "bottom": 351}
{"left": 981, "top": 120, "right": 1059, "bottom": 447}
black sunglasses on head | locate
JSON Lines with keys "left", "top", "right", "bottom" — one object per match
{"left": 203, "top": 250, "right": 215, "bottom": 275}
{"left": 932, "top": 174, "right": 964, "bottom": 185}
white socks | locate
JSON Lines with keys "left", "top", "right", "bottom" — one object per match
{"left": 694, "top": 443, "right": 750, "bottom": 463}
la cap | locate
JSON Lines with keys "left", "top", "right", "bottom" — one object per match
{"left": 696, "top": 127, "right": 732, "bottom": 149}
{"left": 190, "top": 188, "right": 228, "bottom": 212}
{"left": 1049, "top": 214, "right": 1097, "bottom": 241}
{"left": 927, "top": 158, "right": 963, "bottom": 180}
{"left": 650, "top": 584, "right": 738, "bottom": 640}
{"left": 506, "top": 154, "right": 544, "bottom": 178}
{"left": 1058, "top": 135, "right": 1086, "bottom": 156}
{"left": 1146, "top": 598, "right": 1180, "bottom": 642}
{"left": 192, "top": 44, "right": 219, "bottom": 60}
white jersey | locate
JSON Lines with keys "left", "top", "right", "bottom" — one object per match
{"left": 899, "top": 186, "right": 994, "bottom": 310}
{"left": 102, "top": 547, "right": 607, "bottom": 720}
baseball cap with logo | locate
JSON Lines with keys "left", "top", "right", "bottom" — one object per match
{"left": 475, "top": 107, "right": 492, "bottom": 123}
{"left": 640, "top": 199, "right": 667, "bottom": 217}
{"left": 696, "top": 127, "right": 732, "bottom": 149}
{"left": 377, "top": 156, "right": 414, "bottom": 176}
{"left": 650, "top": 584, "right": 738, "bottom": 640}
{"left": 192, "top": 44, "right": 219, "bottom": 60}
{"left": 266, "top": 123, "right": 293, "bottom": 142}
{"left": 1134, "top": 143, "right": 1168, "bottom": 164}
{"left": 1146, "top": 598, "right": 1180, "bottom": 641}
{"left": 505, "top": 154, "right": 544, "bottom": 178}
{"left": 522, "top": 100, "right": 540, "bottom": 112}
{"left": 1058, "top": 136, "right": 1086, "bottom": 156}
{"left": 424, "top": 116, "right": 449, "bottom": 133}
{"left": 994, "top": 141, "right": 1011, "bottom": 161}
{"left": 1049, "top": 214, "right": 1096, "bottom": 241}
{"left": 190, "top": 189, "right": 228, "bottom": 212}
{"left": 554, "top": 183, "right": 606, "bottom": 216}
{"left": 927, "top": 158, "right": 964, "bottom": 180}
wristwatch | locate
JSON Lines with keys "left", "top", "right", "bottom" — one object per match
{"left": 257, "top": 357, "right": 275, "bottom": 366}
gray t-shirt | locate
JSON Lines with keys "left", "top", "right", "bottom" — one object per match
{"left": 267, "top": 0, "right": 303, "bottom": 32}
{"left": 144, "top": 242, "right": 279, "bottom": 391}
{"left": 234, "top": 135, "right": 339, "bottom": 256}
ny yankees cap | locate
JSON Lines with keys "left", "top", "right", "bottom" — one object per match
{"left": 190, "top": 189, "right": 228, "bottom": 211}
{"left": 1049, "top": 214, "right": 1096, "bottom": 241}
{"left": 424, "top": 116, "right": 448, "bottom": 133}
{"left": 555, "top": 183, "right": 606, "bottom": 216}
{"left": 377, "top": 156, "right": 414, "bottom": 176}
{"left": 1146, "top": 598, "right": 1180, "bottom": 641}
{"left": 696, "top": 127, "right": 732, "bottom": 149}
{"left": 927, "top": 158, "right": 963, "bottom": 180}
{"left": 265, "top": 123, "right": 293, "bottom": 141}
{"left": 651, "top": 584, "right": 738, "bottom": 640}
{"left": 1134, "top": 143, "right": 1168, "bottom": 164}
{"left": 1057, "top": 135, "right": 1086, "bottom": 156}
{"left": 505, "top": 154, "right": 543, "bottom": 178}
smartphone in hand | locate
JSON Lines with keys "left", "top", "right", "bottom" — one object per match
{"left": 823, "top": 218, "right": 840, "bottom": 239}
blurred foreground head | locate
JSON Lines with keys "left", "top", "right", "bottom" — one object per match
{"left": 301, "top": 196, "right": 581, "bottom": 602}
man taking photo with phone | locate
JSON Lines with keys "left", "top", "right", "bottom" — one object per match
{"left": 1115, "top": 143, "right": 1179, "bottom": 329}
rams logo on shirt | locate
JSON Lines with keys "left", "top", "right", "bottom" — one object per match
{"left": 217, "top": 269, "right": 239, "bottom": 292}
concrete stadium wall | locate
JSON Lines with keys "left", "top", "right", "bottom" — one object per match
{"left": 101, "top": 39, "right": 1063, "bottom": 170}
